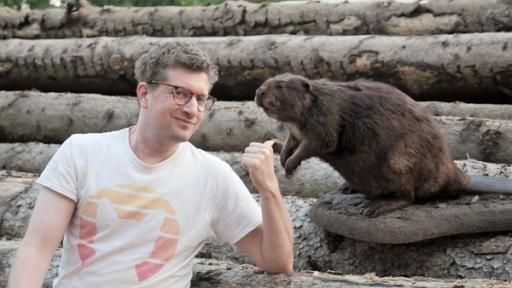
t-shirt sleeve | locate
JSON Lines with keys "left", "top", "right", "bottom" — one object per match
{"left": 36, "top": 135, "right": 79, "bottom": 202}
{"left": 212, "top": 165, "right": 262, "bottom": 245}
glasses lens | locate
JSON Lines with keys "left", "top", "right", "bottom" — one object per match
{"left": 174, "top": 88, "right": 192, "bottom": 105}
{"left": 197, "top": 100, "right": 206, "bottom": 112}
{"left": 204, "top": 98, "right": 215, "bottom": 111}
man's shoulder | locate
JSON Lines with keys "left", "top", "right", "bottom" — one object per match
{"left": 66, "top": 129, "right": 126, "bottom": 148}
{"left": 184, "top": 143, "right": 232, "bottom": 171}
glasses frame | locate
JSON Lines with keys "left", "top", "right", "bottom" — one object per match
{"left": 148, "top": 80, "right": 217, "bottom": 111}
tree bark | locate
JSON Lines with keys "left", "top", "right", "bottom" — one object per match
{"left": 423, "top": 101, "right": 512, "bottom": 120}
{"left": 2, "top": 164, "right": 512, "bottom": 280}
{"left": 0, "top": 91, "right": 139, "bottom": 143}
{"left": 1, "top": 34, "right": 512, "bottom": 102}
{"left": 2, "top": 92, "right": 512, "bottom": 162}
{"left": 1, "top": 0, "right": 512, "bottom": 39}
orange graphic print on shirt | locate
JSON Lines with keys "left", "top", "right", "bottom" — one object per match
{"left": 77, "top": 184, "right": 180, "bottom": 282}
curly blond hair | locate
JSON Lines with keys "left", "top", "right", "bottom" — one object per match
{"left": 135, "top": 42, "right": 218, "bottom": 88}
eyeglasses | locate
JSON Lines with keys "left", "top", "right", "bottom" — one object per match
{"left": 148, "top": 80, "right": 216, "bottom": 112}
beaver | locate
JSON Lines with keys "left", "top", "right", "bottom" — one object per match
{"left": 255, "top": 73, "right": 512, "bottom": 217}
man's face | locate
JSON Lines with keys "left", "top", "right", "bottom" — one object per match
{"left": 141, "top": 67, "right": 210, "bottom": 144}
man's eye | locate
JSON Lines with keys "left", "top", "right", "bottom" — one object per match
{"left": 197, "top": 96, "right": 208, "bottom": 103}
{"left": 175, "top": 89, "right": 188, "bottom": 98}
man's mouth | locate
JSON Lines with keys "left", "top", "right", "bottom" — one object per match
{"left": 175, "top": 117, "right": 195, "bottom": 126}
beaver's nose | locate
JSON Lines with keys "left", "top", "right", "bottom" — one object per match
{"left": 255, "top": 87, "right": 265, "bottom": 106}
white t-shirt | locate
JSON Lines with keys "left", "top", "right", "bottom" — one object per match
{"left": 36, "top": 128, "right": 262, "bottom": 288}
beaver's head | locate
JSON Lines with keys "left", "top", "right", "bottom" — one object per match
{"left": 255, "top": 73, "right": 315, "bottom": 123}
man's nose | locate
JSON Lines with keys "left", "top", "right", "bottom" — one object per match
{"left": 182, "top": 96, "right": 199, "bottom": 113}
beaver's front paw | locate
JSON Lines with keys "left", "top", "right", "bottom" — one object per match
{"left": 284, "top": 158, "right": 300, "bottom": 176}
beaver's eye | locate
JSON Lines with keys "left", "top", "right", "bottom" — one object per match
{"left": 278, "top": 81, "right": 285, "bottom": 88}
{"left": 269, "top": 93, "right": 280, "bottom": 104}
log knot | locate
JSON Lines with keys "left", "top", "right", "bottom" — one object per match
{"left": 397, "top": 65, "right": 436, "bottom": 94}
{"left": 348, "top": 51, "right": 379, "bottom": 72}
{"left": 0, "top": 61, "right": 13, "bottom": 74}
{"left": 108, "top": 54, "right": 123, "bottom": 70}
{"left": 479, "top": 128, "right": 503, "bottom": 162}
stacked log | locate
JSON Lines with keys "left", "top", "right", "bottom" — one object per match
{"left": 1, "top": 0, "right": 511, "bottom": 39}
{"left": 1, "top": 91, "right": 512, "bottom": 162}
{"left": 1, "top": 33, "right": 512, "bottom": 101}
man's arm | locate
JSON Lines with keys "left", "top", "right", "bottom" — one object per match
{"left": 8, "top": 186, "right": 76, "bottom": 288}
{"left": 237, "top": 140, "right": 294, "bottom": 274}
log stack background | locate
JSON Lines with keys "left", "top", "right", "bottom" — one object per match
{"left": 1, "top": 0, "right": 512, "bottom": 286}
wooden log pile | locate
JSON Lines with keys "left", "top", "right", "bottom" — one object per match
{"left": 1, "top": 0, "right": 512, "bottom": 287}
{"left": 2, "top": 167, "right": 512, "bottom": 281}
{"left": 1, "top": 0, "right": 511, "bottom": 39}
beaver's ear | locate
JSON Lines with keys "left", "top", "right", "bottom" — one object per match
{"left": 302, "top": 80, "right": 311, "bottom": 91}
{"left": 300, "top": 79, "right": 317, "bottom": 107}
{"left": 304, "top": 79, "right": 321, "bottom": 101}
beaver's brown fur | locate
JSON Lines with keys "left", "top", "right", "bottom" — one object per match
{"left": 255, "top": 73, "right": 469, "bottom": 216}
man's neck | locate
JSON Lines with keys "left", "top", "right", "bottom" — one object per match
{"left": 128, "top": 125, "right": 180, "bottom": 165}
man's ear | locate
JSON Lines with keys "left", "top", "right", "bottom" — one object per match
{"left": 136, "top": 82, "right": 150, "bottom": 109}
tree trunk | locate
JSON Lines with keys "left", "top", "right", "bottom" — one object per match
{"left": 2, "top": 92, "right": 512, "bottom": 162}
{"left": 2, "top": 165, "right": 512, "bottom": 280}
{"left": 1, "top": 0, "right": 512, "bottom": 39}
{"left": 1, "top": 34, "right": 512, "bottom": 102}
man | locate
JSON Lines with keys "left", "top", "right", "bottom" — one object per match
{"left": 8, "top": 42, "right": 294, "bottom": 287}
